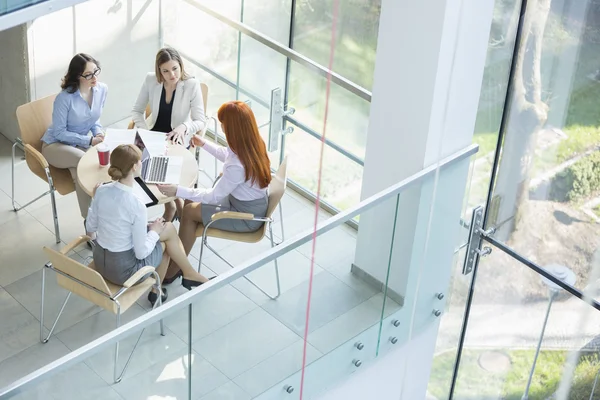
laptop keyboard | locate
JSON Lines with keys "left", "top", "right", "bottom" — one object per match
{"left": 148, "top": 156, "right": 169, "bottom": 182}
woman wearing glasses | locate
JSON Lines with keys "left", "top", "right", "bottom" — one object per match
{"left": 131, "top": 47, "right": 206, "bottom": 222}
{"left": 41, "top": 53, "right": 107, "bottom": 220}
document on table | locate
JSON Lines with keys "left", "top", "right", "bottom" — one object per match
{"left": 103, "top": 129, "right": 136, "bottom": 152}
{"left": 137, "top": 129, "right": 168, "bottom": 157}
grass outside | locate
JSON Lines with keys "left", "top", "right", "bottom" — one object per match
{"left": 429, "top": 349, "right": 600, "bottom": 400}
{"left": 594, "top": 204, "right": 600, "bottom": 218}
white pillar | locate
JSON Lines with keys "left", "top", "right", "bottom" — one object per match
{"left": 0, "top": 24, "right": 30, "bottom": 142}
{"left": 349, "top": 0, "right": 495, "bottom": 397}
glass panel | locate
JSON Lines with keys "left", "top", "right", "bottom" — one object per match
{"left": 284, "top": 122, "right": 363, "bottom": 210}
{"left": 164, "top": 0, "right": 241, "bottom": 83}
{"left": 426, "top": 0, "right": 523, "bottom": 397}
{"left": 288, "top": 62, "right": 370, "bottom": 161}
{"left": 375, "top": 155, "right": 476, "bottom": 364}
{"left": 185, "top": 194, "right": 397, "bottom": 398}
{"left": 450, "top": 244, "right": 600, "bottom": 399}
{"left": 293, "top": 0, "right": 381, "bottom": 92}
{"left": 468, "top": 0, "right": 521, "bottom": 210}
{"left": 0, "top": 0, "right": 48, "bottom": 16}
{"left": 487, "top": 0, "right": 600, "bottom": 291}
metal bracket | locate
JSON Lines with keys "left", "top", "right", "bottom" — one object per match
{"left": 268, "top": 87, "right": 295, "bottom": 152}
{"left": 462, "top": 206, "right": 492, "bottom": 275}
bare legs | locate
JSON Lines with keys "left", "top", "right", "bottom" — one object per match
{"left": 162, "top": 198, "right": 185, "bottom": 222}
{"left": 160, "top": 222, "right": 208, "bottom": 284}
{"left": 164, "top": 202, "right": 203, "bottom": 280}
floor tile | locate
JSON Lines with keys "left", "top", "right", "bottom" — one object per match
{"left": 0, "top": 338, "right": 70, "bottom": 388}
{"left": 262, "top": 271, "right": 367, "bottom": 336}
{"left": 0, "top": 159, "right": 58, "bottom": 212}
{"left": 56, "top": 303, "right": 148, "bottom": 351}
{"left": 7, "top": 362, "right": 123, "bottom": 400}
{"left": 193, "top": 308, "right": 299, "bottom": 379}
{"left": 307, "top": 293, "right": 401, "bottom": 354}
{"left": 271, "top": 205, "right": 328, "bottom": 241}
{"left": 5, "top": 268, "right": 102, "bottom": 336}
{"left": 0, "top": 214, "right": 63, "bottom": 286}
{"left": 296, "top": 227, "right": 357, "bottom": 270}
{"left": 327, "top": 257, "right": 380, "bottom": 299}
{"left": 113, "top": 349, "right": 228, "bottom": 400}
{"left": 204, "top": 242, "right": 325, "bottom": 305}
{"left": 164, "top": 284, "right": 257, "bottom": 343}
{"left": 233, "top": 340, "right": 322, "bottom": 397}
{"left": 198, "top": 381, "right": 251, "bottom": 400}
{"left": 83, "top": 325, "right": 187, "bottom": 384}
{"left": 28, "top": 193, "right": 87, "bottom": 247}
{"left": 0, "top": 287, "right": 41, "bottom": 364}
{"left": 0, "top": 189, "right": 21, "bottom": 228}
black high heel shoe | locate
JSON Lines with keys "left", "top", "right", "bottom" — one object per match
{"left": 162, "top": 270, "right": 183, "bottom": 285}
{"left": 182, "top": 276, "right": 215, "bottom": 290}
{"left": 148, "top": 288, "right": 168, "bottom": 307}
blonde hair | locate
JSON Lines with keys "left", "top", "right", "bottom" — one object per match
{"left": 154, "top": 47, "right": 189, "bottom": 83}
{"left": 108, "top": 144, "right": 142, "bottom": 180}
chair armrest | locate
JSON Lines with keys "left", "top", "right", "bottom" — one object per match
{"left": 61, "top": 235, "right": 92, "bottom": 254}
{"left": 24, "top": 144, "right": 49, "bottom": 169}
{"left": 121, "top": 266, "right": 156, "bottom": 288}
{"left": 211, "top": 211, "right": 254, "bottom": 221}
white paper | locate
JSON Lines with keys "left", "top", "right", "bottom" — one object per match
{"left": 137, "top": 129, "right": 168, "bottom": 157}
{"left": 103, "top": 129, "right": 136, "bottom": 152}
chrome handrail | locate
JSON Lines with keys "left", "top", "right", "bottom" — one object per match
{"left": 0, "top": 144, "right": 477, "bottom": 399}
{"left": 183, "top": 0, "right": 373, "bottom": 102}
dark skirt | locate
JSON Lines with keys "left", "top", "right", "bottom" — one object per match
{"left": 93, "top": 241, "right": 163, "bottom": 285}
{"left": 201, "top": 195, "right": 268, "bottom": 232}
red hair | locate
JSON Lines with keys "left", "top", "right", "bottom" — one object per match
{"left": 217, "top": 101, "right": 271, "bottom": 188}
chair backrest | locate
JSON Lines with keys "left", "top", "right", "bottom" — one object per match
{"left": 16, "top": 94, "right": 57, "bottom": 152}
{"left": 266, "top": 157, "right": 288, "bottom": 219}
{"left": 200, "top": 83, "right": 208, "bottom": 115}
{"left": 43, "top": 247, "right": 116, "bottom": 312}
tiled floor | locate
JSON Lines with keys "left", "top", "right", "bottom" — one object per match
{"left": 0, "top": 132, "right": 399, "bottom": 400}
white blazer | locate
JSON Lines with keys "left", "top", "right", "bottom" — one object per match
{"left": 131, "top": 73, "right": 206, "bottom": 143}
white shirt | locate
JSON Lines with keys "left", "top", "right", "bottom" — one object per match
{"left": 86, "top": 182, "right": 160, "bottom": 259}
{"left": 176, "top": 141, "right": 268, "bottom": 204}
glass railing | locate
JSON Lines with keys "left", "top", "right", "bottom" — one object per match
{"left": 0, "top": 144, "right": 478, "bottom": 400}
{"left": 162, "top": 0, "right": 372, "bottom": 214}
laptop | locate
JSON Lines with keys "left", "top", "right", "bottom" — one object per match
{"left": 135, "top": 130, "right": 183, "bottom": 184}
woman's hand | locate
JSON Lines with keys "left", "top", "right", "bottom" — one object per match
{"left": 190, "top": 134, "right": 205, "bottom": 148}
{"left": 167, "top": 125, "right": 187, "bottom": 146}
{"left": 157, "top": 184, "right": 178, "bottom": 197}
{"left": 91, "top": 136, "right": 104, "bottom": 146}
{"left": 149, "top": 218, "right": 166, "bottom": 235}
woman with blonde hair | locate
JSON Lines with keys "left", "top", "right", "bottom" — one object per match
{"left": 131, "top": 47, "right": 206, "bottom": 222}
{"left": 157, "top": 101, "right": 271, "bottom": 283}
{"left": 86, "top": 144, "right": 211, "bottom": 305}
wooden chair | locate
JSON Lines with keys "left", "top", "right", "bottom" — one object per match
{"left": 196, "top": 157, "right": 288, "bottom": 300}
{"left": 13, "top": 95, "right": 76, "bottom": 243}
{"left": 41, "top": 236, "right": 165, "bottom": 383}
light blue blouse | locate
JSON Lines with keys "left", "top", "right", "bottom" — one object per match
{"left": 41, "top": 82, "right": 108, "bottom": 148}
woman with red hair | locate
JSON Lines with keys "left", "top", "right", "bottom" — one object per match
{"left": 157, "top": 101, "right": 271, "bottom": 283}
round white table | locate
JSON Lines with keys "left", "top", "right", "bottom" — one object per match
{"left": 77, "top": 144, "right": 198, "bottom": 204}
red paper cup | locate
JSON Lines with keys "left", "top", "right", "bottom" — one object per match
{"left": 97, "top": 143, "right": 110, "bottom": 166}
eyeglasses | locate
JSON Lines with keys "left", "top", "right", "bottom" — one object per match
{"left": 81, "top": 68, "right": 101, "bottom": 80}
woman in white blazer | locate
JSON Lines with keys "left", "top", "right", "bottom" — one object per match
{"left": 131, "top": 47, "right": 206, "bottom": 221}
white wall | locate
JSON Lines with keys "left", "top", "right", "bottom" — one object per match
{"left": 345, "top": 0, "right": 495, "bottom": 397}
{"left": 27, "top": 0, "right": 161, "bottom": 126}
